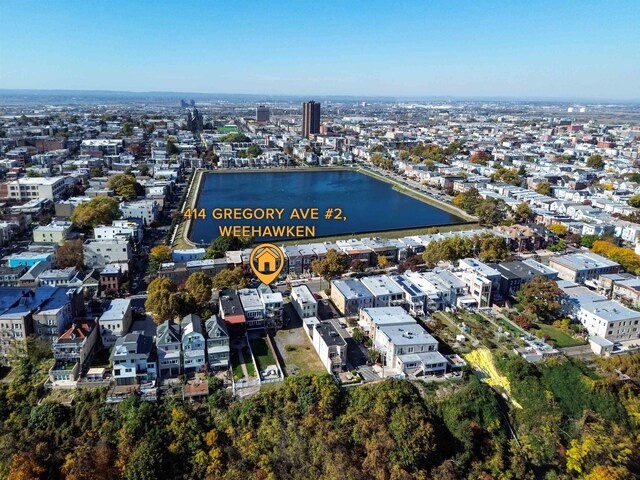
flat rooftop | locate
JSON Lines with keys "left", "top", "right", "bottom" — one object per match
{"left": 550, "top": 252, "right": 619, "bottom": 271}
{"left": 360, "top": 275, "right": 403, "bottom": 297}
{"left": 332, "top": 279, "right": 373, "bottom": 300}
{"left": 292, "top": 284, "right": 316, "bottom": 304}
{"left": 361, "top": 306, "right": 416, "bottom": 326}
{"left": 315, "top": 321, "right": 347, "bottom": 347}
{"left": 378, "top": 324, "right": 438, "bottom": 346}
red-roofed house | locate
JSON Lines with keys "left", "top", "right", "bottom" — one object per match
{"left": 49, "top": 321, "right": 99, "bottom": 384}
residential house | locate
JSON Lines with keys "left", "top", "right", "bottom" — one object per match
{"left": 374, "top": 323, "right": 444, "bottom": 375}
{"left": 83, "top": 239, "right": 132, "bottom": 272}
{"left": 205, "top": 315, "right": 230, "bottom": 370}
{"left": 99, "top": 264, "right": 122, "bottom": 293}
{"left": 120, "top": 200, "right": 160, "bottom": 226}
{"left": 99, "top": 298, "right": 132, "bottom": 347}
{"left": 0, "top": 266, "right": 27, "bottom": 287}
{"left": 312, "top": 321, "right": 347, "bottom": 373}
{"left": 181, "top": 314, "right": 206, "bottom": 374}
{"left": 156, "top": 320, "right": 181, "bottom": 379}
{"left": 388, "top": 274, "right": 426, "bottom": 315}
{"left": 330, "top": 279, "right": 374, "bottom": 316}
{"left": 549, "top": 252, "right": 620, "bottom": 283}
{"left": 291, "top": 284, "right": 318, "bottom": 319}
{"left": 32, "top": 221, "right": 72, "bottom": 245}
{"left": 110, "top": 332, "right": 157, "bottom": 386}
{"left": 561, "top": 282, "right": 640, "bottom": 341}
{"left": 360, "top": 275, "right": 404, "bottom": 308}
{"left": 49, "top": 321, "right": 99, "bottom": 383}
{"left": 358, "top": 306, "right": 417, "bottom": 343}
{"left": 218, "top": 289, "right": 246, "bottom": 337}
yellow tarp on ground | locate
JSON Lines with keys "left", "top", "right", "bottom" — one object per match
{"left": 464, "top": 348, "right": 522, "bottom": 409}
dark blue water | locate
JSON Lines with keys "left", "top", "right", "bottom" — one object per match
{"left": 189, "top": 170, "right": 465, "bottom": 243}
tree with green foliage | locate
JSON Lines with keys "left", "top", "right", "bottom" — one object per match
{"left": 586, "top": 154, "right": 605, "bottom": 169}
{"left": 475, "top": 197, "right": 508, "bottom": 226}
{"left": 311, "top": 249, "right": 348, "bottom": 280}
{"left": 120, "top": 122, "right": 134, "bottom": 136}
{"left": 491, "top": 167, "right": 523, "bottom": 186}
{"left": 219, "top": 132, "right": 251, "bottom": 143}
{"left": 211, "top": 266, "right": 248, "bottom": 290}
{"left": 423, "top": 233, "right": 508, "bottom": 266}
{"left": 581, "top": 234, "right": 600, "bottom": 248}
{"left": 203, "top": 236, "right": 252, "bottom": 259}
{"left": 514, "top": 201, "right": 534, "bottom": 223}
{"left": 107, "top": 173, "right": 143, "bottom": 200}
{"left": 535, "top": 181, "right": 552, "bottom": 196}
{"left": 516, "top": 276, "right": 564, "bottom": 323}
{"left": 627, "top": 172, "right": 640, "bottom": 183}
{"left": 245, "top": 144, "right": 262, "bottom": 158}
{"left": 147, "top": 245, "right": 172, "bottom": 273}
{"left": 70, "top": 196, "right": 121, "bottom": 230}
{"left": 186, "top": 272, "right": 213, "bottom": 307}
{"left": 479, "top": 234, "right": 509, "bottom": 262}
{"left": 547, "top": 239, "right": 567, "bottom": 252}
{"left": 166, "top": 137, "right": 179, "bottom": 155}
{"left": 627, "top": 193, "right": 640, "bottom": 208}
{"left": 146, "top": 277, "right": 180, "bottom": 324}
{"left": 452, "top": 188, "right": 482, "bottom": 214}
{"left": 370, "top": 153, "right": 394, "bottom": 170}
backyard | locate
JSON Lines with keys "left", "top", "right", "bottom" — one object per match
{"left": 230, "top": 346, "right": 256, "bottom": 380}
{"left": 249, "top": 337, "right": 277, "bottom": 372}
{"left": 534, "top": 323, "right": 587, "bottom": 348}
{"left": 272, "top": 305, "right": 326, "bottom": 377}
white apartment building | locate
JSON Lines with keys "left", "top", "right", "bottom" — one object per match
{"left": 98, "top": 298, "right": 133, "bottom": 347}
{"left": 312, "top": 321, "right": 347, "bottom": 373}
{"left": 291, "top": 284, "right": 317, "bottom": 319}
{"left": 94, "top": 219, "right": 143, "bottom": 244}
{"left": 83, "top": 239, "right": 132, "bottom": 271}
{"left": 561, "top": 283, "right": 640, "bottom": 342}
{"left": 374, "top": 323, "right": 442, "bottom": 374}
{"left": 120, "top": 200, "right": 160, "bottom": 226}
{"left": 7, "top": 176, "right": 67, "bottom": 201}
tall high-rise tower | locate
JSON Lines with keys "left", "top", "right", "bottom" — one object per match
{"left": 302, "top": 101, "right": 321, "bottom": 137}
{"left": 256, "top": 105, "right": 270, "bottom": 123}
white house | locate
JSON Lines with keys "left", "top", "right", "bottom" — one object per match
{"left": 110, "top": 332, "right": 157, "bottom": 386}
{"left": 312, "top": 321, "right": 347, "bottom": 373}
{"left": 99, "top": 298, "right": 132, "bottom": 347}
{"left": 291, "top": 284, "right": 318, "bottom": 319}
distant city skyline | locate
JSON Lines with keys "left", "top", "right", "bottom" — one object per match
{"left": 1, "top": 0, "right": 639, "bottom": 101}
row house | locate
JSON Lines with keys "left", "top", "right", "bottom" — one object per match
{"left": 49, "top": 321, "right": 99, "bottom": 383}
{"left": 549, "top": 252, "right": 620, "bottom": 283}
{"left": 237, "top": 288, "right": 284, "bottom": 329}
{"left": 110, "top": 332, "right": 157, "bottom": 386}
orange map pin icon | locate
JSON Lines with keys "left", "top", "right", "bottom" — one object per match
{"left": 249, "top": 243, "right": 285, "bottom": 285}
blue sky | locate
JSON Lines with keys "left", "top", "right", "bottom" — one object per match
{"left": 0, "top": 0, "right": 638, "bottom": 100}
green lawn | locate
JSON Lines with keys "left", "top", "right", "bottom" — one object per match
{"left": 241, "top": 346, "right": 257, "bottom": 377}
{"left": 250, "top": 337, "right": 276, "bottom": 371}
{"left": 535, "top": 324, "right": 586, "bottom": 348}
{"left": 230, "top": 351, "right": 244, "bottom": 379}
{"left": 494, "top": 316, "right": 525, "bottom": 336}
